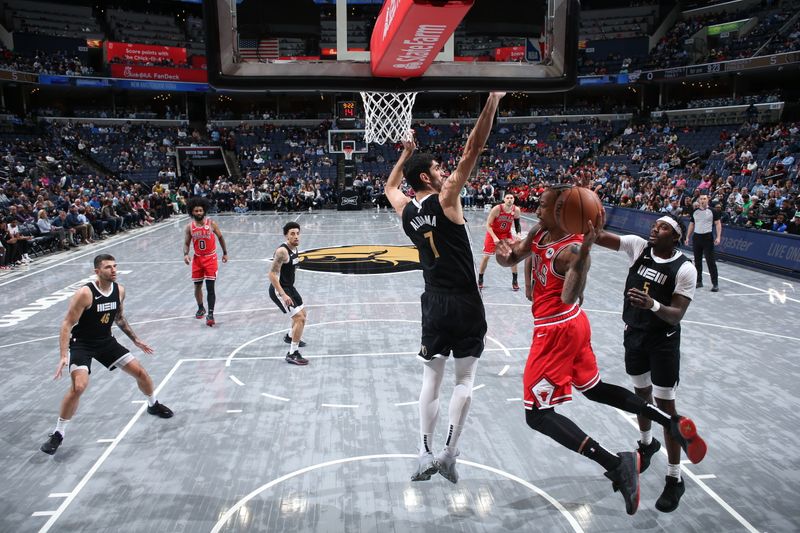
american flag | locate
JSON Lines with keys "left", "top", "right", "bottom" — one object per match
{"left": 238, "top": 37, "right": 279, "bottom": 61}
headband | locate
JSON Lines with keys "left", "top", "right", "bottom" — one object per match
{"left": 656, "top": 216, "right": 682, "bottom": 238}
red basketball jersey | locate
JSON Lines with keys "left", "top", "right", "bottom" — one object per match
{"left": 191, "top": 219, "right": 217, "bottom": 256}
{"left": 529, "top": 229, "right": 583, "bottom": 321}
{"left": 491, "top": 205, "right": 516, "bottom": 236}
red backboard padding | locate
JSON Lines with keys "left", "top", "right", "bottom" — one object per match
{"left": 370, "top": 0, "right": 474, "bottom": 79}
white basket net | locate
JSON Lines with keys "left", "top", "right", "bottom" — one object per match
{"left": 359, "top": 91, "right": 418, "bottom": 145}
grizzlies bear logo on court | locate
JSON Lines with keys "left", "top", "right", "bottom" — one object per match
{"left": 298, "top": 245, "right": 421, "bottom": 275}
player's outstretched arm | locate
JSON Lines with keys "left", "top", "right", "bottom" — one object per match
{"left": 115, "top": 286, "right": 153, "bottom": 354}
{"left": 183, "top": 224, "right": 192, "bottom": 265}
{"left": 440, "top": 92, "right": 504, "bottom": 209}
{"left": 211, "top": 220, "right": 229, "bottom": 262}
{"left": 55, "top": 287, "right": 91, "bottom": 380}
{"left": 385, "top": 135, "right": 415, "bottom": 216}
{"left": 495, "top": 223, "right": 540, "bottom": 267}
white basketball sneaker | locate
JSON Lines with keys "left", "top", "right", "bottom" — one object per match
{"left": 410, "top": 452, "right": 438, "bottom": 482}
{"left": 435, "top": 449, "right": 460, "bottom": 484}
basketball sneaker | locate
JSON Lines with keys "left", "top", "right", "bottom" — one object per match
{"left": 670, "top": 415, "right": 706, "bottom": 464}
{"left": 286, "top": 350, "right": 309, "bottom": 366}
{"left": 637, "top": 438, "right": 661, "bottom": 473}
{"left": 411, "top": 452, "right": 438, "bottom": 482}
{"left": 512, "top": 281, "right": 520, "bottom": 291}
{"left": 147, "top": 402, "right": 174, "bottom": 418}
{"left": 206, "top": 312, "right": 215, "bottom": 327}
{"left": 283, "top": 334, "right": 306, "bottom": 348}
{"left": 655, "top": 475, "right": 685, "bottom": 513}
{"left": 40, "top": 432, "right": 63, "bottom": 455}
{"left": 434, "top": 449, "right": 460, "bottom": 484}
{"left": 604, "top": 451, "right": 640, "bottom": 515}
{"left": 195, "top": 306, "right": 206, "bottom": 319}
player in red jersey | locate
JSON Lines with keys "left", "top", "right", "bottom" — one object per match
{"left": 495, "top": 185, "right": 706, "bottom": 516}
{"left": 478, "top": 193, "right": 521, "bottom": 290}
{"left": 183, "top": 197, "right": 228, "bottom": 326}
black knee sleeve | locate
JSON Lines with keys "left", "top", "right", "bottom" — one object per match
{"left": 525, "top": 408, "right": 587, "bottom": 452}
{"left": 582, "top": 381, "right": 645, "bottom": 413}
{"left": 205, "top": 279, "right": 216, "bottom": 310}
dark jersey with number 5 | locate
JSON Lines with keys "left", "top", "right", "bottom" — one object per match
{"left": 402, "top": 194, "right": 478, "bottom": 292}
{"left": 72, "top": 282, "right": 120, "bottom": 340}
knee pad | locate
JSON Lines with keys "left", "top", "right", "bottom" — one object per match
{"left": 652, "top": 383, "right": 677, "bottom": 401}
{"left": 629, "top": 371, "right": 652, "bottom": 389}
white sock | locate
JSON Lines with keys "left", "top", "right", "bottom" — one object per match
{"left": 640, "top": 430, "right": 652, "bottom": 445}
{"left": 55, "top": 417, "right": 69, "bottom": 436}
{"left": 420, "top": 433, "right": 434, "bottom": 455}
{"left": 444, "top": 424, "right": 464, "bottom": 456}
{"left": 147, "top": 395, "right": 157, "bottom": 407}
{"left": 444, "top": 357, "right": 478, "bottom": 455}
{"left": 419, "top": 358, "right": 446, "bottom": 455}
{"left": 290, "top": 342, "right": 299, "bottom": 353}
{"left": 667, "top": 463, "right": 681, "bottom": 481}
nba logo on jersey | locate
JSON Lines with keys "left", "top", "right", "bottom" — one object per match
{"left": 545, "top": 248, "right": 555, "bottom": 259}
{"left": 531, "top": 378, "right": 555, "bottom": 407}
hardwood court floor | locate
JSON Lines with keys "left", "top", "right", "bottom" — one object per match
{"left": 1, "top": 211, "right": 798, "bottom": 532}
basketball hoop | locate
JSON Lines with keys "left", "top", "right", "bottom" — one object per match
{"left": 343, "top": 146, "right": 354, "bottom": 161}
{"left": 360, "top": 91, "right": 418, "bottom": 145}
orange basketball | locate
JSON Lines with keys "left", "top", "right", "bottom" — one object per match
{"left": 554, "top": 187, "right": 603, "bottom": 235}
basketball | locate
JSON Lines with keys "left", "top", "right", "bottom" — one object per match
{"left": 554, "top": 187, "right": 603, "bottom": 235}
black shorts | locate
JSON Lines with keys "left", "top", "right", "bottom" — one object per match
{"left": 68, "top": 337, "right": 131, "bottom": 375}
{"left": 419, "top": 289, "right": 487, "bottom": 360}
{"left": 623, "top": 325, "right": 681, "bottom": 388}
{"left": 269, "top": 285, "right": 304, "bottom": 316}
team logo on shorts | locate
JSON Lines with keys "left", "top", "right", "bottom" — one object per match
{"left": 545, "top": 248, "right": 555, "bottom": 259}
{"left": 531, "top": 378, "right": 556, "bottom": 407}
{"left": 298, "top": 245, "right": 421, "bottom": 275}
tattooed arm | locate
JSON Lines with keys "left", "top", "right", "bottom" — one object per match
{"left": 269, "top": 247, "right": 294, "bottom": 307}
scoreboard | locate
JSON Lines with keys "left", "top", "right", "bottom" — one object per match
{"left": 338, "top": 100, "right": 357, "bottom": 119}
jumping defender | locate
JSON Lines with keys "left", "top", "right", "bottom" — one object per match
{"left": 385, "top": 92, "right": 505, "bottom": 484}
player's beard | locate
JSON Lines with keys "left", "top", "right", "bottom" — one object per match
{"left": 192, "top": 213, "right": 205, "bottom": 222}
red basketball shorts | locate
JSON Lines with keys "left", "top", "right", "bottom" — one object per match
{"left": 191, "top": 254, "right": 218, "bottom": 282}
{"left": 483, "top": 232, "right": 513, "bottom": 255}
{"left": 523, "top": 309, "right": 600, "bottom": 409}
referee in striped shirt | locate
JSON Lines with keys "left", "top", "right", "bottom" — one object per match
{"left": 684, "top": 194, "right": 721, "bottom": 292}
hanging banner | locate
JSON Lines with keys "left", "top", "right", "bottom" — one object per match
{"left": 105, "top": 41, "right": 188, "bottom": 65}
{"left": 110, "top": 64, "right": 208, "bottom": 82}
{"left": 494, "top": 46, "right": 526, "bottom": 62}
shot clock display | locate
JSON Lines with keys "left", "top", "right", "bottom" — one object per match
{"left": 338, "top": 100, "right": 357, "bottom": 119}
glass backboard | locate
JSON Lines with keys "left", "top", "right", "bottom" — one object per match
{"left": 204, "top": 0, "right": 578, "bottom": 93}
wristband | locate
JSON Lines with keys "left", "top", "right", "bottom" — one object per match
{"left": 650, "top": 300, "right": 661, "bottom": 313}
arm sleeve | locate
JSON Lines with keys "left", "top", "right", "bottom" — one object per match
{"left": 617, "top": 235, "right": 648, "bottom": 266}
{"left": 514, "top": 219, "right": 521, "bottom": 234}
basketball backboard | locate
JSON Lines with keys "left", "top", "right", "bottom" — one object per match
{"left": 204, "top": 0, "right": 578, "bottom": 93}
{"left": 327, "top": 129, "right": 369, "bottom": 154}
